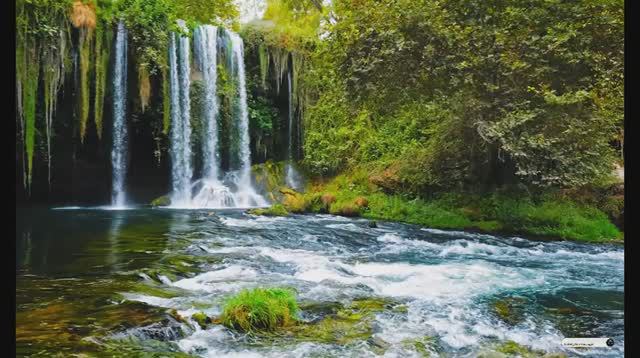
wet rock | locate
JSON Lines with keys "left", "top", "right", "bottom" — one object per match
{"left": 191, "top": 312, "right": 211, "bottom": 329}
{"left": 368, "top": 336, "right": 391, "bottom": 355}
{"left": 478, "top": 340, "right": 568, "bottom": 358}
{"left": 288, "top": 297, "right": 394, "bottom": 345}
{"left": 150, "top": 195, "right": 170, "bottom": 207}
{"left": 401, "top": 336, "right": 438, "bottom": 357}
{"left": 391, "top": 304, "right": 408, "bottom": 314}
{"left": 168, "top": 309, "right": 184, "bottom": 323}
{"left": 299, "top": 301, "right": 344, "bottom": 322}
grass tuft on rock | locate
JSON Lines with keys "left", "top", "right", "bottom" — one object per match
{"left": 221, "top": 288, "right": 299, "bottom": 333}
{"left": 248, "top": 204, "right": 290, "bottom": 217}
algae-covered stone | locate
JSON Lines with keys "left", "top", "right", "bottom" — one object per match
{"left": 248, "top": 204, "right": 290, "bottom": 217}
{"left": 191, "top": 312, "right": 211, "bottom": 329}
{"left": 485, "top": 340, "right": 567, "bottom": 358}
{"left": 492, "top": 297, "right": 526, "bottom": 325}
{"left": 401, "top": 336, "right": 439, "bottom": 357}
{"left": 280, "top": 188, "right": 309, "bottom": 213}
{"left": 150, "top": 195, "right": 171, "bottom": 207}
{"left": 288, "top": 297, "right": 395, "bottom": 345}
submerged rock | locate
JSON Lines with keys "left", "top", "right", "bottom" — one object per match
{"left": 400, "top": 336, "right": 439, "bottom": 357}
{"left": 477, "top": 340, "right": 567, "bottom": 358}
{"left": 285, "top": 297, "right": 395, "bottom": 345}
{"left": 492, "top": 297, "right": 527, "bottom": 325}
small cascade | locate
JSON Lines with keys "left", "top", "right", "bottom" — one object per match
{"left": 193, "top": 25, "right": 220, "bottom": 181}
{"left": 285, "top": 69, "right": 301, "bottom": 190}
{"left": 167, "top": 26, "right": 266, "bottom": 209}
{"left": 169, "top": 22, "right": 194, "bottom": 207}
{"left": 227, "top": 30, "right": 268, "bottom": 207}
{"left": 111, "top": 21, "right": 128, "bottom": 207}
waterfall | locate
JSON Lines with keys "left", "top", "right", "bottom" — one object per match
{"left": 111, "top": 21, "right": 128, "bottom": 207}
{"left": 193, "top": 25, "right": 220, "bottom": 181}
{"left": 168, "top": 26, "right": 266, "bottom": 209}
{"left": 169, "top": 24, "right": 193, "bottom": 207}
{"left": 285, "top": 68, "right": 301, "bottom": 189}
{"left": 228, "top": 31, "right": 267, "bottom": 207}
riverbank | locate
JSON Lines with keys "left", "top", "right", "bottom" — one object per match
{"left": 251, "top": 163, "right": 623, "bottom": 244}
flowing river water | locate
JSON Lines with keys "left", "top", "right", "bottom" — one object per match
{"left": 16, "top": 208, "right": 624, "bottom": 357}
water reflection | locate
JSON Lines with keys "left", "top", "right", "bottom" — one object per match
{"left": 106, "top": 211, "right": 125, "bottom": 273}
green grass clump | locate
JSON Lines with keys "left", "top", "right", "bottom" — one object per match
{"left": 221, "top": 288, "right": 299, "bottom": 332}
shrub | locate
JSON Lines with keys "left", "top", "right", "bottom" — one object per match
{"left": 354, "top": 197, "right": 369, "bottom": 208}
{"left": 220, "top": 288, "right": 299, "bottom": 332}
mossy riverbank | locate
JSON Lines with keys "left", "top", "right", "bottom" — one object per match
{"left": 248, "top": 163, "right": 623, "bottom": 244}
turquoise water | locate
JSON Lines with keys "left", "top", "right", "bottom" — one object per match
{"left": 16, "top": 208, "right": 624, "bottom": 357}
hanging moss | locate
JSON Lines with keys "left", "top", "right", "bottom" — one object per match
{"left": 16, "top": 6, "right": 27, "bottom": 191}
{"left": 78, "top": 28, "right": 93, "bottom": 143}
{"left": 162, "top": 66, "right": 170, "bottom": 135}
{"left": 23, "top": 45, "right": 39, "bottom": 194}
{"left": 258, "top": 43, "right": 270, "bottom": 90}
{"left": 138, "top": 64, "right": 151, "bottom": 112}
{"left": 270, "top": 47, "right": 289, "bottom": 95}
{"left": 17, "top": 0, "right": 71, "bottom": 193}
{"left": 93, "top": 22, "right": 111, "bottom": 140}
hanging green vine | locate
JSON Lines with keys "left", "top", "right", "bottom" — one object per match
{"left": 162, "top": 66, "right": 170, "bottom": 135}
{"left": 78, "top": 28, "right": 93, "bottom": 143}
{"left": 138, "top": 64, "right": 151, "bottom": 112}
{"left": 17, "top": 0, "right": 72, "bottom": 193}
{"left": 258, "top": 43, "right": 270, "bottom": 90}
{"left": 93, "top": 20, "right": 112, "bottom": 140}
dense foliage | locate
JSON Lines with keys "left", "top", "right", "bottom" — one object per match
{"left": 296, "top": 0, "right": 623, "bottom": 193}
{"left": 16, "top": 0, "right": 624, "bottom": 239}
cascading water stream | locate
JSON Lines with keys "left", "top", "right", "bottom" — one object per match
{"left": 169, "top": 22, "right": 194, "bottom": 208}
{"left": 193, "top": 25, "right": 220, "bottom": 182}
{"left": 228, "top": 31, "right": 267, "bottom": 208}
{"left": 191, "top": 25, "right": 238, "bottom": 208}
{"left": 285, "top": 69, "right": 301, "bottom": 189}
{"left": 167, "top": 26, "right": 266, "bottom": 209}
{"left": 111, "top": 21, "right": 128, "bottom": 207}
